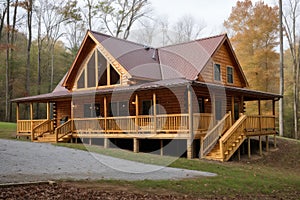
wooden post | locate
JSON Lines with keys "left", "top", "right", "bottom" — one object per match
{"left": 266, "top": 135, "right": 269, "bottom": 152}
{"left": 16, "top": 103, "right": 20, "bottom": 121}
{"left": 231, "top": 96, "right": 235, "bottom": 123}
{"left": 104, "top": 97, "right": 107, "bottom": 134}
{"left": 248, "top": 137, "right": 251, "bottom": 158}
{"left": 30, "top": 102, "right": 34, "bottom": 141}
{"left": 135, "top": 94, "right": 139, "bottom": 134}
{"left": 274, "top": 134, "right": 277, "bottom": 148}
{"left": 212, "top": 93, "right": 216, "bottom": 125}
{"left": 259, "top": 136, "right": 262, "bottom": 156}
{"left": 153, "top": 92, "right": 157, "bottom": 134}
{"left": 16, "top": 103, "right": 19, "bottom": 135}
{"left": 258, "top": 99, "right": 262, "bottom": 134}
{"left": 104, "top": 138, "right": 110, "bottom": 148}
{"left": 133, "top": 138, "right": 139, "bottom": 153}
{"left": 272, "top": 100, "right": 276, "bottom": 131}
{"left": 187, "top": 85, "right": 194, "bottom": 159}
{"left": 238, "top": 147, "right": 241, "bottom": 161}
{"left": 107, "top": 62, "right": 111, "bottom": 85}
{"left": 46, "top": 102, "right": 50, "bottom": 120}
{"left": 160, "top": 140, "right": 164, "bottom": 156}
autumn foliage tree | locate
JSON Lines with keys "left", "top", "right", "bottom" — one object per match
{"left": 224, "top": 0, "right": 279, "bottom": 93}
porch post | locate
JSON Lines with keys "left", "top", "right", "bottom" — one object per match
{"left": 153, "top": 92, "right": 157, "bottom": 134}
{"left": 135, "top": 94, "right": 139, "bottom": 134}
{"left": 187, "top": 85, "right": 194, "bottom": 159}
{"left": 258, "top": 99, "right": 262, "bottom": 134}
{"left": 104, "top": 96, "right": 107, "bottom": 134}
{"left": 46, "top": 102, "right": 50, "bottom": 120}
{"left": 231, "top": 96, "right": 235, "bottom": 122}
{"left": 212, "top": 93, "right": 216, "bottom": 125}
{"left": 160, "top": 140, "right": 164, "bottom": 156}
{"left": 272, "top": 99, "right": 276, "bottom": 146}
{"left": 266, "top": 135, "right": 269, "bottom": 152}
{"left": 16, "top": 103, "right": 19, "bottom": 121}
{"left": 103, "top": 97, "right": 109, "bottom": 148}
{"left": 133, "top": 138, "right": 139, "bottom": 153}
{"left": 259, "top": 136, "right": 263, "bottom": 156}
{"left": 30, "top": 102, "right": 34, "bottom": 141}
{"left": 16, "top": 103, "right": 20, "bottom": 136}
{"left": 248, "top": 137, "right": 251, "bottom": 158}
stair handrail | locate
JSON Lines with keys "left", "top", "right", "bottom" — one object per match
{"left": 201, "top": 111, "right": 232, "bottom": 157}
{"left": 55, "top": 119, "right": 73, "bottom": 142}
{"left": 32, "top": 120, "right": 53, "bottom": 140}
{"left": 219, "top": 114, "right": 247, "bottom": 161}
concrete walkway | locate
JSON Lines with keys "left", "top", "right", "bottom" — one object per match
{"left": 0, "top": 139, "right": 216, "bottom": 183}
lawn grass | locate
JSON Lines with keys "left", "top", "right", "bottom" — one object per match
{"left": 0, "top": 122, "right": 17, "bottom": 139}
{"left": 56, "top": 141, "right": 300, "bottom": 198}
{"left": 0, "top": 121, "right": 298, "bottom": 198}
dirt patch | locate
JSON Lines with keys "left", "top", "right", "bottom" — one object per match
{"left": 239, "top": 137, "right": 300, "bottom": 173}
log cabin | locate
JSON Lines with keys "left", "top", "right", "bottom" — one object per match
{"left": 12, "top": 30, "right": 281, "bottom": 161}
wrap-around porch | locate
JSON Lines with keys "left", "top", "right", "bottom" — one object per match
{"left": 15, "top": 82, "right": 279, "bottom": 161}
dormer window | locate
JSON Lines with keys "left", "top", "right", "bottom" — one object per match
{"left": 214, "top": 63, "right": 221, "bottom": 81}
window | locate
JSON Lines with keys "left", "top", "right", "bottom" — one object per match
{"left": 108, "top": 101, "right": 128, "bottom": 117}
{"left": 84, "top": 103, "right": 100, "bottom": 118}
{"left": 198, "top": 98, "right": 205, "bottom": 113}
{"left": 227, "top": 66, "right": 233, "bottom": 84}
{"left": 76, "top": 49, "right": 122, "bottom": 89}
{"left": 142, "top": 100, "right": 152, "bottom": 115}
{"left": 87, "top": 52, "right": 96, "bottom": 87}
{"left": 215, "top": 100, "right": 222, "bottom": 120}
{"left": 142, "top": 100, "right": 159, "bottom": 115}
{"left": 98, "top": 50, "right": 107, "bottom": 86}
{"left": 214, "top": 64, "right": 221, "bottom": 81}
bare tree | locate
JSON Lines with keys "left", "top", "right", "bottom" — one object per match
{"left": 172, "top": 15, "right": 206, "bottom": 43}
{"left": 96, "top": 0, "right": 151, "bottom": 39}
{"left": 283, "top": 0, "right": 300, "bottom": 139}
{"left": 58, "top": 0, "right": 84, "bottom": 56}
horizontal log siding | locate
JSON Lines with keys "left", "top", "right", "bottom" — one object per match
{"left": 198, "top": 42, "right": 245, "bottom": 88}
{"left": 56, "top": 100, "right": 71, "bottom": 126}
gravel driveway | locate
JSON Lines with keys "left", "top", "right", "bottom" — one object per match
{"left": 0, "top": 139, "right": 216, "bottom": 184}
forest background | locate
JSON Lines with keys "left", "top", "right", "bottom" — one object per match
{"left": 0, "top": 0, "right": 299, "bottom": 139}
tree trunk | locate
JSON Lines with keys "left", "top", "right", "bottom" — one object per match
{"left": 279, "top": 0, "right": 284, "bottom": 137}
{"left": 26, "top": 0, "right": 32, "bottom": 97}
{"left": 5, "top": 0, "right": 10, "bottom": 122}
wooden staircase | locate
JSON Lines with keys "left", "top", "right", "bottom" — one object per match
{"left": 35, "top": 132, "right": 72, "bottom": 143}
{"left": 202, "top": 114, "right": 247, "bottom": 162}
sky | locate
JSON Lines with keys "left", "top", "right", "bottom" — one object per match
{"left": 150, "top": 0, "right": 277, "bottom": 37}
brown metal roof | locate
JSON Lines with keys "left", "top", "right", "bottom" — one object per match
{"left": 158, "top": 34, "right": 226, "bottom": 80}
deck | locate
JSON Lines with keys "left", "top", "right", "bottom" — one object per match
{"left": 16, "top": 112, "right": 277, "bottom": 161}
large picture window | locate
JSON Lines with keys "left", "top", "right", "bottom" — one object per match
{"left": 76, "top": 49, "right": 121, "bottom": 89}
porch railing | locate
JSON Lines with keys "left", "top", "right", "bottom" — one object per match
{"left": 32, "top": 120, "right": 53, "bottom": 140}
{"left": 71, "top": 113, "right": 209, "bottom": 134}
{"left": 17, "top": 119, "right": 45, "bottom": 133}
{"left": 200, "top": 112, "right": 232, "bottom": 157}
{"left": 55, "top": 119, "right": 73, "bottom": 142}
{"left": 193, "top": 113, "right": 214, "bottom": 131}
{"left": 245, "top": 115, "right": 276, "bottom": 135}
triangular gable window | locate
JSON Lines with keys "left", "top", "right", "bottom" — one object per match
{"left": 76, "top": 49, "right": 121, "bottom": 89}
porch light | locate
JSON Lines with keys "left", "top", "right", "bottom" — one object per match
{"left": 205, "top": 98, "right": 209, "bottom": 102}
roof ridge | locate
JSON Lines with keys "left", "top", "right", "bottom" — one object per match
{"left": 89, "top": 30, "right": 155, "bottom": 49}
{"left": 158, "top": 33, "right": 227, "bottom": 49}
